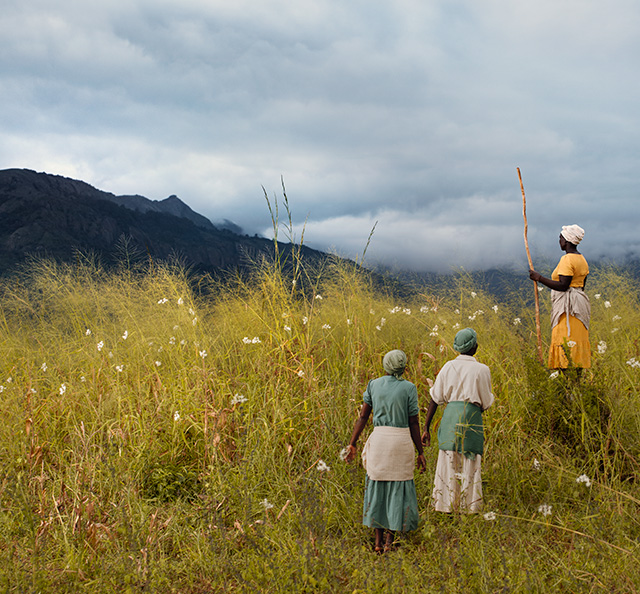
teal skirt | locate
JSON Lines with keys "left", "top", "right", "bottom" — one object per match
{"left": 362, "top": 476, "right": 419, "bottom": 532}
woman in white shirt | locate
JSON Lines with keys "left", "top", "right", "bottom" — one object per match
{"left": 422, "top": 328, "right": 494, "bottom": 513}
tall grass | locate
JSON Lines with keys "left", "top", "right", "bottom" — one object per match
{"left": 1, "top": 250, "right": 639, "bottom": 592}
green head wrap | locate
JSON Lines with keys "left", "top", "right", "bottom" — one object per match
{"left": 383, "top": 349, "right": 407, "bottom": 378}
{"left": 453, "top": 328, "right": 477, "bottom": 354}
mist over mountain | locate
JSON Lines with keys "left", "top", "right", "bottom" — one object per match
{"left": 2, "top": 168, "right": 638, "bottom": 302}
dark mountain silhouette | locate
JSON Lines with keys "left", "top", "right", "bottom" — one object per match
{"left": 0, "top": 168, "right": 325, "bottom": 275}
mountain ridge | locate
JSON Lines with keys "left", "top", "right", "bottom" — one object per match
{"left": 0, "top": 168, "right": 324, "bottom": 275}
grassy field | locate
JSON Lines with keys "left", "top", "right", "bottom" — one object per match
{"left": 1, "top": 248, "right": 640, "bottom": 593}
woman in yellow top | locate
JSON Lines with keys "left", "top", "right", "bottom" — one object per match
{"left": 529, "top": 224, "right": 591, "bottom": 369}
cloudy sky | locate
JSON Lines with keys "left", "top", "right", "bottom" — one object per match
{"left": 2, "top": 0, "right": 639, "bottom": 272}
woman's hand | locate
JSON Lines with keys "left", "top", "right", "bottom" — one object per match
{"left": 343, "top": 444, "right": 357, "bottom": 463}
{"left": 529, "top": 269, "right": 542, "bottom": 282}
{"left": 421, "top": 430, "right": 431, "bottom": 447}
{"left": 416, "top": 453, "right": 426, "bottom": 473}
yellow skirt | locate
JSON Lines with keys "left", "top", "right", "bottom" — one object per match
{"left": 548, "top": 313, "right": 591, "bottom": 369}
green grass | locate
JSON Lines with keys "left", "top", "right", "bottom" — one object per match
{"left": 1, "top": 253, "right": 639, "bottom": 593}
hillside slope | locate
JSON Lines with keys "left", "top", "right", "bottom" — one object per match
{"left": 0, "top": 169, "right": 321, "bottom": 274}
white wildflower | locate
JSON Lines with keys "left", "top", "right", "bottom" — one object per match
{"left": 380, "top": 317, "right": 386, "bottom": 326}
{"left": 231, "top": 393, "right": 248, "bottom": 405}
{"left": 627, "top": 358, "right": 640, "bottom": 368}
{"left": 40, "top": 362, "right": 47, "bottom": 372}
{"left": 122, "top": 330, "right": 128, "bottom": 340}
{"left": 513, "top": 318, "right": 522, "bottom": 325}
{"left": 538, "top": 504, "right": 552, "bottom": 517}
{"left": 192, "top": 317, "right": 198, "bottom": 326}
{"left": 594, "top": 294, "right": 601, "bottom": 299}
{"left": 389, "top": 306, "right": 401, "bottom": 314}
{"left": 455, "top": 309, "right": 460, "bottom": 314}
{"left": 315, "top": 294, "right": 323, "bottom": 300}
{"left": 0, "top": 386, "right": 3, "bottom": 393}
{"left": 376, "top": 326, "right": 382, "bottom": 331}
{"left": 597, "top": 341, "right": 607, "bottom": 354}
{"left": 576, "top": 474, "right": 592, "bottom": 487}
{"left": 177, "top": 297, "right": 184, "bottom": 305}
{"left": 302, "top": 316, "right": 308, "bottom": 325}
{"left": 155, "top": 361, "right": 161, "bottom": 367}
{"left": 549, "top": 371, "right": 560, "bottom": 379}
{"left": 252, "top": 337, "right": 261, "bottom": 344}
{"left": 369, "top": 309, "right": 375, "bottom": 315}
{"left": 454, "top": 472, "right": 464, "bottom": 481}
{"left": 59, "top": 384, "right": 66, "bottom": 395}
{"left": 566, "top": 340, "right": 577, "bottom": 348}
{"left": 317, "top": 459, "right": 330, "bottom": 472}
{"left": 439, "top": 344, "right": 446, "bottom": 353}
{"left": 492, "top": 305, "right": 499, "bottom": 313}
{"left": 339, "top": 447, "right": 351, "bottom": 461}
{"left": 169, "top": 336, "right": 176, "bottom": 345}
{"left": 80, "top": 376, "right": 86, "bottom": 382}
{"left": 29, "top": 388, "right": 37, "bottom": 394}
{"left": 537, "top": 286, "right": 544, "bottom": 292}
{"left": 116, "top": 365, "right": 124, "bottom": 372}
{"left": 611, "top": 328, "right": 619, "bottom": 333}
{"left": 108, "top": 352, "right": 114, "bottom": 358}
{"left": 174, "top": 411, "right": 180, "bottom": 421}
{"left": 157, "top": 298, "right": 168, "bottom": 304}
{"left": 346, "top": 319, "right": 352, "bottom": 325}
{"left": 604, "top": 301, "right": 611, "bottom": 308}
{"left": 483, "top": 512, "right": 496, "bottom": 521}
{"left": 322, "top": 324, "right": 331, "bottom": 330}
{"left": 6, "top": 377, "right": 11, "bottom": 383}
{"left": 453, "top": 322, "right": 460, "bottom": 329}
{"left": 97, "top": 341, "right": 104, "bottom": 351}
{"left": 180, "top": 339, "right": 187, "bottom": 346}
{"left": 297, "top": 370, "right": 305, "bottom": 377}
{"left": 242, "top": 337, "right": 251, "bottom": 344}
{"left": 85, "top": 328, "right": 92, "bottom": 336}
{"left": 612, "top": 315, "right": 621, "bottom": 321}
{"left": 284, "top": 325, "right": 291, "bottom": 332}
{"left": 420, "top": 306, "right": 429, "bottom": 313}
{"left": 260, "top": 499, "right": 274, "bottom": 510}
{"left": 189, "top": 308, "right": 196, "bottom": 316}
{"left": 403, "top": 308, "right": 411, "bottom": 315}
{"left": 471, "top": 292, "right": 477, "bottom": 298}
{"left": 468, "top": 315, "right": 476, "bottom": 321}
{"left": 199, "top": 350, "right": 207, "bottom": 359}
{"left": 533, "top": 458, "right": 541, "bottom": 470}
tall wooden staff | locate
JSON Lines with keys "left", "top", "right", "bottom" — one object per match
{"left": 517, "top": 168, "right": 543, "bottom": 363}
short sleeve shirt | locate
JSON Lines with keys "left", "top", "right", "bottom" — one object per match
{"left": 429, "top": 355, "right": 494, "bottom": 411}
{"left": 552, "top": 254, "right": 589, "bottom": 288}
{"left": 363, "top": 375, "right": 419, "bottom": 428}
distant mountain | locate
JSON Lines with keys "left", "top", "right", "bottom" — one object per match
{"left": 0, "top": 168, "right": 325, "bottom": 275}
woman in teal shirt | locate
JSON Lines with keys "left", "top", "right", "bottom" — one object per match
{"left": 344, "top": 350, "right": 426, "bottom": 552}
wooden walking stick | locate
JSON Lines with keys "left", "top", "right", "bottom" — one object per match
{"left": 517, "top": 168, "right": 543, "bottom": 363}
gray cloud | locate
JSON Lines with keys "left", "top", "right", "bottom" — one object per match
{"left": 1, "top": 0, "right": 639, "bottom": 271}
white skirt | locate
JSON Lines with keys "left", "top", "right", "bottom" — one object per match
{"left": 432, "top": 450, "right": 484, "bottom": 513}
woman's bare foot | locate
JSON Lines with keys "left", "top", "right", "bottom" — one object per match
{"left": 383, "top": 530, "right": 395, "bottom": 552}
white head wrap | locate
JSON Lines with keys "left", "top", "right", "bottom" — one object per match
{"left": 561, "top": 224, "right": 585, "bottom": 245}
